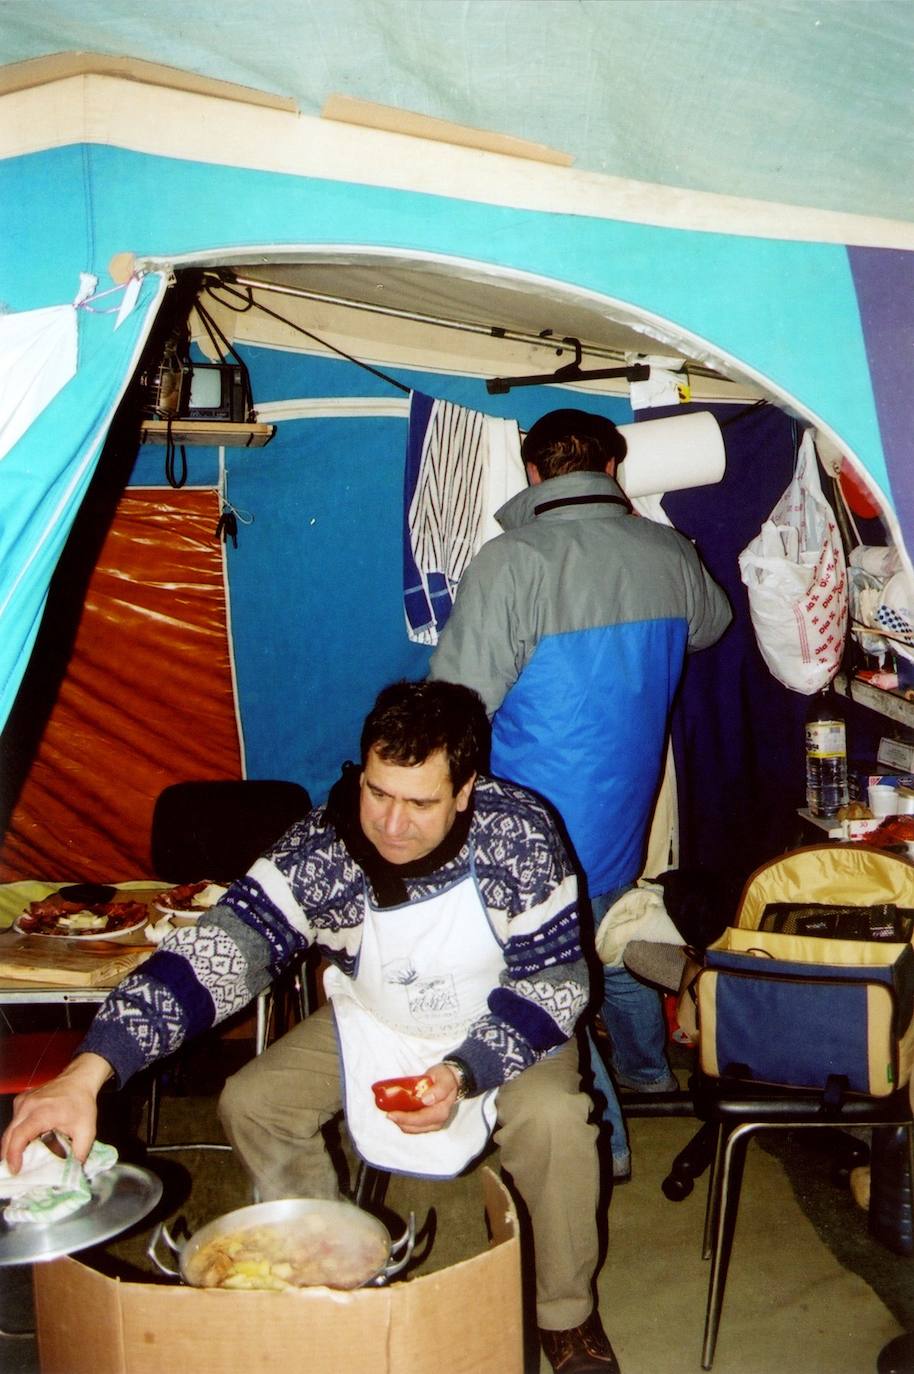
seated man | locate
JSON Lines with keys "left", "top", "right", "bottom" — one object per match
{"left": 2, "top": 679, "right": 619, "bottom": 1374}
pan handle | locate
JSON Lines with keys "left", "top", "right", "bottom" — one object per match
{"left": 370, "top": 1210, "right": 416, "bottom": 1285}
{"left": 146, "top": 1220, "right": 183, "bottom": 1279}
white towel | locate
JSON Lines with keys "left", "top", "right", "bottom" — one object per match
{"left": 594, "top": 883, "right": 684, "bottom": 967}
{"left": 404, "top": 393, "right": 524, "bottom": 644}
{"left": 0, "top": 1133, "right": 118, "bottom": 1224}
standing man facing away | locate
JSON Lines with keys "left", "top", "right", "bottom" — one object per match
{"left": 3, "top": 680, "right": 621, "bottom": 1374}
{"left": 429, "top": 408, "right": 732, "bottom": 1177}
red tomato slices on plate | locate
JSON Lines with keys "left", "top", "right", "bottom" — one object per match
{"left": 371, "top": 1075, "right": 434, "bottom": 1113}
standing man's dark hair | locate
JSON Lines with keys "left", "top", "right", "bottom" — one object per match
{"left": 521, "top": 408, "right": 627, "bottom": 480}
{"left": 360, "top": 679, "right": 491, "bottom": 791}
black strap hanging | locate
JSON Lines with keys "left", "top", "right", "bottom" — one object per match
{"left": 215, "top": 506, "right": 238, "bottom": 549}
{"left": 164, "top": 415, "right": 187, "bottom": 488}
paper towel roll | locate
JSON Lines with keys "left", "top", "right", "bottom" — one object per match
{"left": 615, "top": 411, "right": 725, "bottom": 498}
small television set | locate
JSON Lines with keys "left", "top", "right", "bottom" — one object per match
{"left": 181, "top": 363, "right": 248, "bottom": 422}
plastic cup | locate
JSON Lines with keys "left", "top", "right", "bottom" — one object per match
{"left": 868, "top": 784, "right": 899, "bottom": 817}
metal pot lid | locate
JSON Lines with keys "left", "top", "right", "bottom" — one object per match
{"left": 0, "top": 1163, "right": 163, "bottom": 1267}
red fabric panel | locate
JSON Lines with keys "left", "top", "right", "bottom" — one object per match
{"left": 0, "top": 490, "right": 242, "bottom": 882}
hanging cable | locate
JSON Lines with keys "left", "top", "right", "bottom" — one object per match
{"left": 203, "top": 279, "right": 412, "bottom": 396}
{"left": 192, "top": 295, "right": 256, "bottom": 418}
{"left": 214, "top": 447, "right": 254, "bottom": 550}
{"left": 163, "top": 415, "right": 187, "bottom": 489}
{"left": 718, "top": 398, "right": 769, "bottom": 428}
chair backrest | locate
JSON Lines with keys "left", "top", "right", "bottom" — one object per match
{"left": 151, "top": 779, "right": 312, "bottom": 883}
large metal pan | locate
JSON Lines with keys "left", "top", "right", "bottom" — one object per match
{"left": 147, "top": 1197, "right": 415, "bottom": 1290}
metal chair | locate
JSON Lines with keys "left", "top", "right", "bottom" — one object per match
{"left": 662, "top": 1072, "right": 914, "bottom": 1370}
{"left": 146, "top": 777, "right": 312, "bottom": 1151}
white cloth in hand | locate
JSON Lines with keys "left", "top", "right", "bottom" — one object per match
{"left": 0, "top": 1133, "right": 117, "bottom": 1224}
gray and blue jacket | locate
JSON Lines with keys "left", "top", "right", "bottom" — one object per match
{"left": 429, "top": 471, "right": 731, "bottom": 896}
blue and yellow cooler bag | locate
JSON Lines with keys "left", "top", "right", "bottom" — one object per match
{"left": 697, "top": 844, "right": 914, "bottom": 1097}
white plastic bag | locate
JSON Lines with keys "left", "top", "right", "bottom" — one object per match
{"left": 738, "top": 431, "right": 847, "bottom": 694}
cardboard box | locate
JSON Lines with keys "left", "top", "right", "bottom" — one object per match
{"left": 33, "top": 1167, "right": 522, "bottom": 1374}
{"left": 842, "top": 818, "right": 885, "bottom": 841}
{"left": 850, "top": 771, "right": 914, "bottom": 800}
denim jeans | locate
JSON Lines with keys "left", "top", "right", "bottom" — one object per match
{"left": 587, "top": 889, "right": 674, "bottom": 1166}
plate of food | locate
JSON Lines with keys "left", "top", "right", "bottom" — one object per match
{"left": 13, "top": 894, "right": 150, "bottom": 942}
{"left": 152, "top": 880, "right": 228, "bottom": 918}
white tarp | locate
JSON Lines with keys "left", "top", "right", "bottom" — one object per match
{"left": 0, "top": 292, "right": 82, "bottom": 462}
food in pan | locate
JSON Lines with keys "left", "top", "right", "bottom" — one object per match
{"left": 14, "top": 896, "right": 148, "bottom": 938}
{"left": 186, "top": 1217, "right": 389, "bottom": 1290}
{"left": 371, "top": 1074, "right": 434, "bottom": 1113}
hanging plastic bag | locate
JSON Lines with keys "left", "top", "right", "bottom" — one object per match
{"left": 738, "top": 430, "right": 847, "bottom": 694}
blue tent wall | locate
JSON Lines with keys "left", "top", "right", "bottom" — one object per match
{"left": 1, "top": 137, "right": 911, "bottom": 732}
{"left": 129, "top": 348, "right": 634, "bottom": 801}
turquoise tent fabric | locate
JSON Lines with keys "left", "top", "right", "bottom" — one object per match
{"left": 0, "top": 136, "right": 910, "bottom": 733}
{"left": 2, "top": 0, "right": 912, "bottom": 224}
{"left": 0, "top": 274, "right": 165, "bottom": 725}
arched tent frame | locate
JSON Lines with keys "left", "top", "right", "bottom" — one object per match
{"left": 1, "top": 58, "right": 912, "bottom": 727}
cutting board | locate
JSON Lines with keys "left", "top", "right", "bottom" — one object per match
{"left": 0, "top": 938, "right": 154, "bottom": 986}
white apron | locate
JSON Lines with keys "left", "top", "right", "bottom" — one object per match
{"left": 324, "top": 858, "right": 503, "bottom": 1177}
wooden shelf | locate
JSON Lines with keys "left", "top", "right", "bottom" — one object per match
{"left": 140, "top": 419, "right": 275, "bottom": 448}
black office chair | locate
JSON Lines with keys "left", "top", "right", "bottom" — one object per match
{"left": 145, "top": 777, "right": 312, "bottom": 1150}
{"left": 151, "top": 779, "right": 312, "bottom": 883}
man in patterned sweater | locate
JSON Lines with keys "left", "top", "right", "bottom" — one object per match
{"left": 2, "top": 679, "right": 619, "bottom": 1374}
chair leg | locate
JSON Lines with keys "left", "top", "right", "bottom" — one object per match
{"left": 702, "top": 1121, "right": 754, "bottom": 1371}
{"left": 354, "top": 1162, "right": 391, "bottom": 1211}
{"left": 701, "top": 1124, "right": 727, "bottom": 1261}
{"left": 145, "top": 1071, "right": 161, "bottom": 1147}
{"left": 662, "top": 1120, "right": 718, "bottom": 1203}
{"left": 143, "top": 1062, "right": 232, "bottom": 1155}
{"left": 295, "top": 966, "right": 311, "bottom": 1021}
{"left": 869, "top": 1123, "right": 914, "bottom": 1256}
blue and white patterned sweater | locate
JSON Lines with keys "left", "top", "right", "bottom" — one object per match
{"left": 80, "top": 776, "right": 590, "bottom": 1094}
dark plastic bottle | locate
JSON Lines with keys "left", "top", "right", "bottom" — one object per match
{"left": 805, "top": 689, "right": 849, "bottom": 817}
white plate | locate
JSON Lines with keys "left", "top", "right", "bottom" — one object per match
{"left": 12, "top": 913, "right": 150, "bottom": 943}
{"left": 150, "top": 907, "right": 200, "bottom": 925}
{"left": 152, "top": 882, "right": 227, "bottom": 917}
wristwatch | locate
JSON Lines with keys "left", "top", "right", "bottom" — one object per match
{"left": 442, "top": 1058, "right": 471, "bottom": 1101}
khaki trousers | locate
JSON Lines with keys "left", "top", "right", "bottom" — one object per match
{"left": 218, "top": 1004, "right": 600, "bottom": 1329}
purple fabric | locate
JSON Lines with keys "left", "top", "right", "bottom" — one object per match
{"left": 848, "top": 246, "right": 914, "bottom": 558}
{"left": 655, "top": 403, "right": 882, "bottom": 890}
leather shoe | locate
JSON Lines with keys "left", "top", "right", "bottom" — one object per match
{"left": 539, "top": 1310, "right": 621, "bottom": 1373}
{"left": 878, "top": 1331, "right": 914, "bottom": 1373}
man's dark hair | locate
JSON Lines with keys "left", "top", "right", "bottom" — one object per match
{"left": 360, "top": 680, "right": 491, "bottom": 792}
{"left": 521, "top": 407, "right": 627, "bottom": 480}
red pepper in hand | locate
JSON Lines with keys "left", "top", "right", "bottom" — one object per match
{"left": 371, "top": 1075, "right": 434, "bottom": 1113}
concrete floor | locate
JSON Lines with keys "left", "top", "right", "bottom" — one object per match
{"left": 2, "top": 1063, "right": 911, "bottom": 1374}
{"left": 597, "top": 1114, "right": 905, "bottom": 1374}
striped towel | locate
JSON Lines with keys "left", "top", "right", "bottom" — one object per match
{"left": 403, "top": 392, "right": 523, "bottom": 644}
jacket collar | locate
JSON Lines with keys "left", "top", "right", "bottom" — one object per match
{"left": 495, "top": 471, "right": 630, "bottom": 532}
